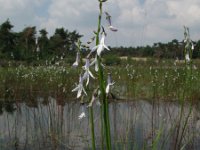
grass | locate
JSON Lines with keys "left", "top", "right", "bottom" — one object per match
{"left": 0, "top": 58, "right": 200, "bottom": 102}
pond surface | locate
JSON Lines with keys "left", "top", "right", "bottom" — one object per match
{"left": 0, "top": 97, "right": 200, "bottom": 150}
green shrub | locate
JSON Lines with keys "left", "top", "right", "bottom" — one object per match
{"left": 104, "top": 54, "right": 121, "bottom": 65}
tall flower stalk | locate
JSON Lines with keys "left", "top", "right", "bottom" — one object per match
{"left": 174, "top": 26, "right": 194, "bottom": 150}
{"left": 95, "top": 1, "right": 112, "bottom": 150}
{"left": 72, "top": 0, "right": 116, "bottom": 149}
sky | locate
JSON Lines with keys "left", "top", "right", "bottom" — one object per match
{"left": 0, "top": 0, "right": 200, "bottom": 47}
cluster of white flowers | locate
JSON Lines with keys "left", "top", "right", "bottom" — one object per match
{"left": 72, "top": 12, "right": 117, "bottom": 119}
{"left": 72, "top": 30, "right": 114, "bottom": 98}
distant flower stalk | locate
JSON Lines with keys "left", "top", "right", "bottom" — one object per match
{"left": 183, "top": 26, "right": 194, "bottom": 63}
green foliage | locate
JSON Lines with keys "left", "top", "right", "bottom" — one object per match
{"left": 104, "top": 54, "right": 121, "bottom": 65}
{"left": 0, "top": 20, "right": 82, "bottom": 64}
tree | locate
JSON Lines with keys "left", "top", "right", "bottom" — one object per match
{"left": 49, "top": 28, "right": 82, "bottom": 57}
{"left": 18, "top": 26, "right": 37, "bottom": 61}
{"left": 0, "top": 19, "right": 16, "bottom": 59}
{"left": 38, "top": 29, "right": 49, "bottom": 58}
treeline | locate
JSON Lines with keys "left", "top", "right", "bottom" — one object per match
{"left": 1, "top": 20, "right": 200, "bottom": 65}
{"left": 110, "top": 40, "right": 200, "bottom": 59}
{"left": 0, "top": 20, "right": 82, "bottom": 63}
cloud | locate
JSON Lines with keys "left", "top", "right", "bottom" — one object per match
{"left": 110, "top": 0, "right": 200, "bottom": 45}
{"left": 1, "top": 0, "right": 200, "bottom": 46}
{"left": 0, "top": 0, "right": 48, "bottom": 31}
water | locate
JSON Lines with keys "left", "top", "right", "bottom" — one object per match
{"left": 0, "top": 97, "right": 199, "bottom": 150}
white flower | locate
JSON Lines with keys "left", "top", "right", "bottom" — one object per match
{"left": 105, "top": 12, "right": 118, "bottom": 32}
{"left": 185, "top": 53, "right": 190, "bottom": 62}
{"left": 106, "top": 73, "right": 115, "bottom": 94}
{"left": 78, "top": 112, "right": 86, "bottom": 120}
{"left": 36, "top": 46, "right": 40, "bottom": 52}
{"left": 35, "top": 37, "right": 38, "bottom": 45}
{"left": 82, "top": 59, "right": 95, "bottom": 85}
{"left": 184, "top": 26, "right": 194, "bottom": 51}
{"left": 91, "top": 32, "right": 110, "bottom": 56}
{"left": 193, "top": 65, "right": 197, "bottom": 70}
{"left": 191, "top": 43, "right": 194, "bottom": 50}
{"left": 87, "top": 88, "right": 99, "bottom": 107}
{"left": 90, "top": 55, "right": 105, "bottom": 72}
{"left": 72, "top": 52, "right": 80, "bottom": 67}
{"left": 87, "top": 95, "right": 96, "bottom": 107}
{"left": 108, "top": 26, "right": 118, "bottom": 32}
{"left": 72, "top": 75, "right": 87, "bottom": 98}
{"left": 90, "top": 56, "right": 99, "bottom": 72}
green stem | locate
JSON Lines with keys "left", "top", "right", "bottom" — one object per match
{"left": 95, "top": 1, "right": 112, "bottom": 150}
{"left": 89, "top": 107, "right": 96, "bottom": 150}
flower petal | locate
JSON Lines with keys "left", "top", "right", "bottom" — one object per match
{"left": 72, "top": 86, "right": 79, "bottom": 92}
{"left": 86, "top": 76, "right": 89, "bottom": 86}
{"left": 77, "top": 87, "right": 82, "bottom": 98}
{"left": 82, "top": 87, "right": 87, "bottom": 95}
{"left": 95, "top": 62, "right": 99, "bottom": 72}
{"left": 88, "top": 70, "right": 95, "bottom": 79}
{"left": 109, "top": 26, "right": 118, "bottom": 32}
{"left": 103, "top": 44, "right": 110, "bottom": 51}
{"left": 88, "top": 96, "right": 95, "bottom": 107}
{"left": 97, "top": 45, "right": 104, "bottom": 56}
{"left": 91, "top": 45, "right": 99, "bottom": 53}
{"left": 72, "top": 61, "right": 78, "bottom": 67}
{"left": 106, "top": 85, "right": 110, "bottom": 94}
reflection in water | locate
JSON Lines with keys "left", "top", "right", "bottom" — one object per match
{"left": 0, "top": 98, "right": 199, "bottom": 150}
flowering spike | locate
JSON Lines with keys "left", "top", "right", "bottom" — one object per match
{"left": 183, "top": 26, "right": 194, "bottom": 63}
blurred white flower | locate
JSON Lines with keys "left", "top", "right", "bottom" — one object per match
{"left": 108, "top": 25, "right": 118, "bottom": 32}
{"left": 105, "top": 11, "right": 118, "bottom": 32}
{"left": 106, "top": 73, "right": 115, "bottom": 94}
{"left": 184, "top": 26, "right": 194, "bottom": 51}
{"left": 193, "top": 65, "right": 197, "bottom": 70}
{"left": 87, "top": 88, "right": 99, "bottom": 107}
{"left": 82, "top": 59, "right": 95, "bottom": 85}
{"left": 72, "top": 75, "right": 87, "bottom": 98}
{"left": 35, "top": 37, "right": 38, "bottom": 45}
{"left": 87, "top": 95, "right": 96, "bottom": 107}
{"left": 36, "top": 46, "right": 40, "bottom": 52}
{"left": 90, "top": 56, "right": 99, "bottom": 72}
{"left": 90, "top": 55, "right": 105, "bottom": 72}
{"left": 72, "top": 52, "right": 80, "bottom": 67}
{"left": 185, "top": 53, "right": 190, "bottom": 62}
{"left": 78, "top": 112, "right": 86, "bottom": 120}
{"left": 92, "top": 32, "right": 110, "bottom": 56}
